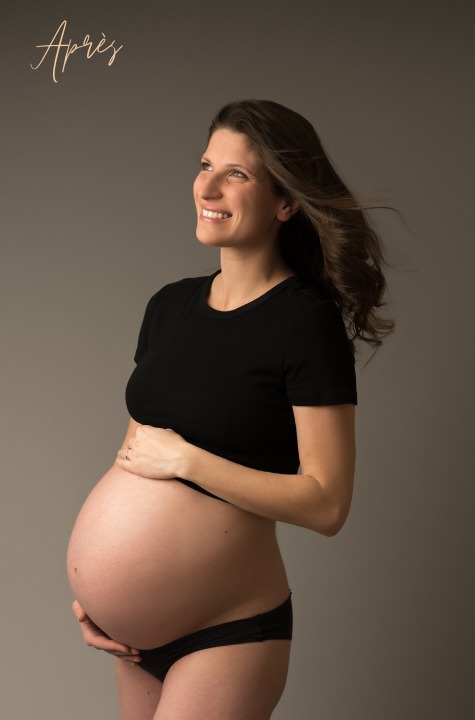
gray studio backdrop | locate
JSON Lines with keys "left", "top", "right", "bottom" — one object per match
{"left": 2, "top": 1, "right": 473, "bottom": 718}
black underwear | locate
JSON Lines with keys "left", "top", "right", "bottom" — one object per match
{"left": 138, "top": 592, "right": 293, "bottom": 682}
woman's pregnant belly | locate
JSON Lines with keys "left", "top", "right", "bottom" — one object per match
{"left": 67, "top": 463, "right": 287, "bottom": 649}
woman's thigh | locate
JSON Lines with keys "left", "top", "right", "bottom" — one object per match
{"left": 154, "top": 639, "right": 291, "bottom": 720}
{"left": 115, "top": 658, "right": 163, "bottom": 720}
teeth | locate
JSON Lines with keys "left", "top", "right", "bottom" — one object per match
{"left": 202, "top": 209, "right": 230, "bottom": 219}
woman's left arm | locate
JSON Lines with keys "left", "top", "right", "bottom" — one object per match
{"left": 116, "top": 404, "right": 355, "bottom": 536}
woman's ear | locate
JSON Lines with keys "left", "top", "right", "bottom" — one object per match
{"left": 276, "top": 200, "right": 300, "bottom": 222}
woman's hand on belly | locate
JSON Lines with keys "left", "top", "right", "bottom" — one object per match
{"left": 116, "top": 425, "right": 190, "bottom": 479}
{"left": 72, "top": 600, "right": 142, "bottom": 664}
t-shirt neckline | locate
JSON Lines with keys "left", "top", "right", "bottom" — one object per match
{"left": 202, "top": 269, "right": 299, "bottom": 318}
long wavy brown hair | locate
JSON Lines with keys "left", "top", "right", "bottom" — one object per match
{"left": 208, "top": 99, "right": 394, "bottom": 352}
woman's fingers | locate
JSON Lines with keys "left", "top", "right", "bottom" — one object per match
{"left": 83, "top": 624, "right": 142, "bottom": 659}
{"left": 72, "top": 599, "right": 87, "bottom": 622}
{"left": 116, "top": 425, "right": 187, "bottom": 479}
{"left": 72, "top": 600, "right": 142, "bottom": 660}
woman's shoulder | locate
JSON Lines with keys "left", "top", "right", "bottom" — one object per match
{"left": 144, "top": 271, "right": 211, "bottom": 304}
{"left": 284, "top": 275, "right": 338, "bottom": 316}
{"left": 281, "top": 277, "right": 352, "bottom": 347}
{"left": 166, "top": 271, "right": 212, "bottom": 289}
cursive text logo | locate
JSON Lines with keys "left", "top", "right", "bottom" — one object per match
{"left": 30, "top": 19, "right": 123, "bottom": 83}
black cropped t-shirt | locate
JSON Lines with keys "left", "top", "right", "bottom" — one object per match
{"left": 125, "top": 269, "right": 357, "bottom": 501}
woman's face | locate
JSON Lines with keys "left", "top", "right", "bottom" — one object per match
{"left": 193, "top": 128, "right": 290, "bottom": 250}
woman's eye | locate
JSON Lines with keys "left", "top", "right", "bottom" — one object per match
{"left": 230, "top": 169, "right": 247, "bottom": 180}
{"left": 198, "top": 162, "right": 247, "bottom": 180}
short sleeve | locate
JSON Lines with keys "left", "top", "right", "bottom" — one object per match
{"left": 283, "top": 300, "right": 357, "bottom": 406}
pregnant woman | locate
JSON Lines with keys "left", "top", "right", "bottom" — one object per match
{"left": 67, "top": 99, "right": 393, "bottom": 720}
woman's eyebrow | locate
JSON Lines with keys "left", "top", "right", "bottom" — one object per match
{"left": 201, "top": 155, "right": 256, "bottom": 175}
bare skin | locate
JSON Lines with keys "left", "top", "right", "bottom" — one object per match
{"left": 115, "top": 640, "right": 290, "bottom": 720}
{"left": 68, "top": 461, "right": 290, "bottom": 647}
{"left": 70, "top": 418, "right": 293, "bottom": 720}
{"left": 70, "top": 129, "right": 356, "bottom": 719}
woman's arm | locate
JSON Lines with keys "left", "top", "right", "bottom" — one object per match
{"left": 117, "top": 405, "right": 356, "bottom": 536}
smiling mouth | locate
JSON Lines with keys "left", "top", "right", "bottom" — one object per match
{"left": 201, "top": 209, "right": 232, "bottom": 220}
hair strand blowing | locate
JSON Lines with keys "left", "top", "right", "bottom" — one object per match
{"left": 209, "top": 99, "right": 395, "bottom": 354}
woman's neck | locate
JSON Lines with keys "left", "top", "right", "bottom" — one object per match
{"left": 208, "top": 248, "right": 295, "bottom": 310}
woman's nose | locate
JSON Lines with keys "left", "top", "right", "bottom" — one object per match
{"left": 197, "top": 173, "right": 223, "bottom": 199}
